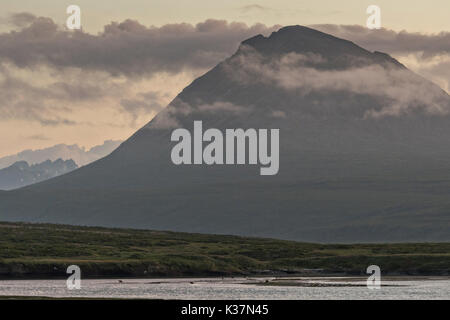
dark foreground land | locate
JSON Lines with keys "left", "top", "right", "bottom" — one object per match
{"left": 0, "top": 222, "right": 449, "bottom": 278}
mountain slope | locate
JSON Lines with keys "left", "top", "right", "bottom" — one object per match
{"left": 0, "top": 26, "right": 449, "bottom": 242}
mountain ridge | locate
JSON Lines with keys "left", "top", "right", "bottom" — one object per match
{"left": 0, "top": 159, "right": 78, "bottom": 190}
{"left": 0, "top": 140, "right": 123, "bottom": 169}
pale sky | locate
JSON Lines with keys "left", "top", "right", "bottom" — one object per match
{"left": 1, "top": 0, "right": 450, "bottom": 32}
{"left": 0, "top": 1, "right": 449, "bottom": 157}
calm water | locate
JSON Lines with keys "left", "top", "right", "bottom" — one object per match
{"left": 0, "top": 277, "right": 448, "bottom": 299}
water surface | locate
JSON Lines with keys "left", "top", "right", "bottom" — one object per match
{"left": 0, "top": 277, "right": 448, "bottom": 299}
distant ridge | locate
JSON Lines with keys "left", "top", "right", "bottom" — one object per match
{"left": 0, "top": 159, "right": 77, "bottom": 190}
{"left": 0, "top": 140, "right": 122, "bottom": 169}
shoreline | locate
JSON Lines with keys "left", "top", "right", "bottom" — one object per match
{"left": 1, "top": 274, "right": 449, "bottom": 281}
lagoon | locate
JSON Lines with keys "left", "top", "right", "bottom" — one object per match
{"left": 0, "top": 277, "right": 448, "bottom": 300}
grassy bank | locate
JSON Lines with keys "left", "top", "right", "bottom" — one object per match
{"left": 0, "top": 222, "right": 449, "bottom": 278}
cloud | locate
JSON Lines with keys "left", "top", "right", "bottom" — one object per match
{"left": 0, "top": 12, "right": 37, "bottom": 28}
{"left": 0, "top": 14, "right": 280, "bottom": 128}
{"left": 149, "top": 104, "right": 185, "bottom": 129}
{"left": 226, "top": 49, "right": 449, "bottom": 118}
{"left": 311, "top": 24, "right": 450, "bottom": 57}
{"left": 311, "top": 24, "right": 450, "bottom": 92}
{"left": 149, "top": 99, "right": 252, "bottom": 129}
{"left": 120, "top": 90, "right": 167, "bottom": 126}
{"left": 0, "top": 15, "right": 280, "bottom": 77}
{"left": 0, "top": 63, "right": 125, "bottom": 125}
{"left": 197, "top": 101, "right": 250, "bottom": 114}
{"left": 398, "top": 53, "right": 450, "bottom": 93}
{"left": 1, "top": 16, "right": 448, "bottom": 80}
{"left": 26, "top": 134, "right": 50, "bottom": 141}
{"left": 240, "top": 5, "right": 272, "bottom": 13}
{"left": 271, "top": 110, "right": 286, "bottom": 118}
{"left": 0, "top": 14, "right": 449, "bottom": 131}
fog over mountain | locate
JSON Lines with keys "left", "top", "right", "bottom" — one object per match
{"left": 0, "top": 26, "right": 449, "bottom": 242}
{"left": 0, "top": 140, "right": 122, "bottom": 169}
{"left": 0, "top": 159, "right": 78, "bottom": 191}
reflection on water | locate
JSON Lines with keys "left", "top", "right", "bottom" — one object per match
{"left": 0, "top": 277, "right": 448, "bottom": 299}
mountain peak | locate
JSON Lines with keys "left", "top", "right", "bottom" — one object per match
{"left": 272, "top": 25, "right": 339, "bottom": 39}
{"left": 239, "top": 25, "right": 400, "bottom": 69}
{"left": 242, "top": 25, "right": 358, "bottom": 50}
{"left": 1, "top": 25, "right": 449, "bottom": 243}
{"left": 242, "top": 25, "right": 331, "bottom": 45}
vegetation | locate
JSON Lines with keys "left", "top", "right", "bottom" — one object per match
{"left": 0, "top": 222, "right": 448, "bottom": 278}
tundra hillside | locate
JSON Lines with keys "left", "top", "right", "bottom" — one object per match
{"left": 0, "top": 222, "right": 449, "bottom": 278}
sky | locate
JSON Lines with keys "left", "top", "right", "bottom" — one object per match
{"left": 0, "top": 1, "right": 449, "bottom": 157}
{"left": 1, "top": 0, "right": 449, "bottom": 33}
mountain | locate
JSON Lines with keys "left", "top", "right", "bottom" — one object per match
{"left": 0, "top": 140, "right": 122, "bottom": 169}
{"left": 0, "top": 159, "right": 77, "bottom": 190}
{"left": 0, "top": 26, "right": 449, "bottom": 242}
